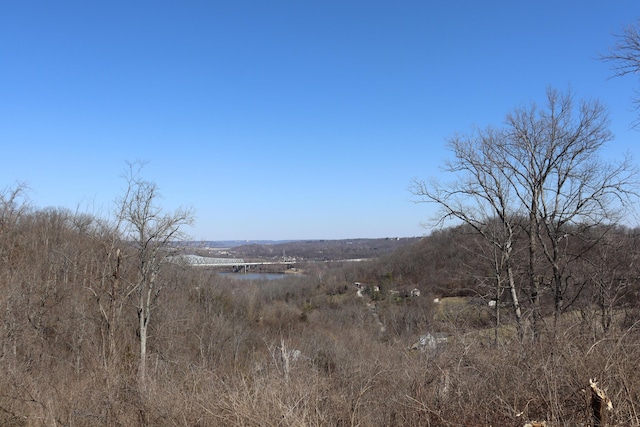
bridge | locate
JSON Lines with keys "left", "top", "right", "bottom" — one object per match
{"left": 168, "top": 254, "right": 295, "bottom": 271}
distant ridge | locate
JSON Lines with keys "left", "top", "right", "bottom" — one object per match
{"left": 184, "top": 240, "right": 298, "bottom": 248}
{"left": 184, "top": 238, "right": 419, "bottom": 248}
{"left": 182, "top": 237, "right": 422, "bottom": 262}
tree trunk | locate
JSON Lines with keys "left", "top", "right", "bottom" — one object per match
{"left": 529, "top": 206, "right": 541, "bottom": 341}
{"left": 507, "top": 264, "right": 524, "bottom": 340}
{"left": 139, "top": 314, "right": 147, "bottom": 388}
{"left": 493, "top": 273, "right": 501, "bottom": 346}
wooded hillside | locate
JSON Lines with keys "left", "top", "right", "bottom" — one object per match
{"left": 203, "top": 237, "right": 421, "bottom": 261}
{"left": 1, "top": 181, "right": 640, "bottom": 425}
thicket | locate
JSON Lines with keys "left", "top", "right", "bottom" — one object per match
{"left": 1, "top": 182, "right": 640, "bottom": 426}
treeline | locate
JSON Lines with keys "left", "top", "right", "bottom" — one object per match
{"left": 210, "top": 237, "right": 421, "bottom": 262}
{"left": 357, "top": 221, "right": 640, "bottom": 328}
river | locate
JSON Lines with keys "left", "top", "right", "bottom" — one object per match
{"left": 218, "top": 272, "right": 291, "bottom": 281}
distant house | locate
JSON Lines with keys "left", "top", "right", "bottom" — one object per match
{"left": 353, "top": 282, "right": 377, "bottom": 297}
{"left": 410, "top": 332, "right": 449, "bottom": 352}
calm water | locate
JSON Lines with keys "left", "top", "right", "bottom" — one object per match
{"left": 218, "top": 272, "right": 289, "bottom": 281}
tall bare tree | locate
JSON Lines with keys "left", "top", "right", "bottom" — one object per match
{"left": 411, "top": 126, "right": 525, "bottom": 339}
{"left": 504, "top": 88, "right": 637, "bottom": 334}
{"left": 0, "top": 183, "right": 31, "bottom": 368}
{"left": 116, "top": 162, "right": 195, "bottom": 387}
{"left": 413, "top": 88, "right": 637, "bottom": 340}
{"left": 83, "top": 213, "right": 128, "bottom": 392}
{"left": 602, "top": 19, "right": 640, "bottom": 127}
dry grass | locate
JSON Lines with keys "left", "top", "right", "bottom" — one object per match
{"left": 0, "top": 245, "right": 639, "bottom": 426}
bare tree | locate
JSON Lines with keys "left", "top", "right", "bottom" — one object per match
{"left": 584, "top": 226, "right": 640, "bottom": 337}
{"left": 411, "top": 126, "right": 525, "bottom": 339}
{"left": 0, "top": 183, "right": 30, "bottom": 368}
{"left": 413, "top": 88, "right": 637, "bottom": 341}
{"left": 116, "top": 162, "right": 195, "bottom": 387}
{"left": 0, "top": 182, "right": 30, "bottom": 256}
{"left": 83, "top": 215, "right": 128, "bottom": 383}
{"left": 504, "top": 88, "right": 637, "bottom": 335}
{"left": 602, "top": 19, "right": 640, "bottom": 127}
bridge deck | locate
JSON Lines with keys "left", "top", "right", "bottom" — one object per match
{"left": 169, "top": 254, "right": 294, "bottom": 267}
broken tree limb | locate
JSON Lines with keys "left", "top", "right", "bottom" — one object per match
{"left": 589, "top": 378, "right": 613, "bottom": 427}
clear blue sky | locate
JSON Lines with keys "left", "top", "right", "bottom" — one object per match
{"left": 1, "top": 1, "right": 639, "bottom": 240}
